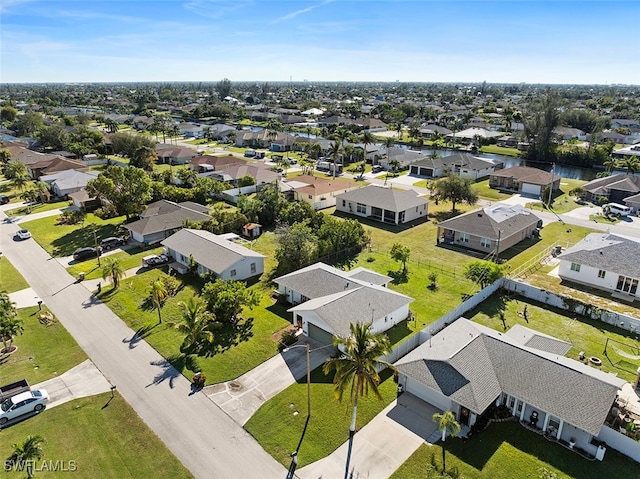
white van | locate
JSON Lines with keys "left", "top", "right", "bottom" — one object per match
{"left": 604, "top": 203, "right": 631, "bottom": 217}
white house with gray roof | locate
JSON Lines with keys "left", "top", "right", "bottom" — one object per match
{"left": 396, "top": 319, "right": 625, "bottom": 460}
{"left": 335, "top": 185, "right": 428, "bottom": 225}
{"left": 409, "top": 152, "right": 499, "bottom": 180}
{"left": 161, "top": 229, "right": 265, "bottom": 280}
{"left": 558, "top": 233, "right": 640, "bottom": 300}
{"left": 274, "top": 262, "right": 411, "bottom": 343}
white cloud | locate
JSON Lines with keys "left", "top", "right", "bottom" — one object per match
{"left": 271, "top": 0, "right": 336, "bottom": 24}
{"left": 183, "top": 0, "right": 253, "bottom": 19}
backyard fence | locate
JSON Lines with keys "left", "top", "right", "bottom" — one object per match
{"left": 597, "top": 425, "right": 640, "bottom": 463}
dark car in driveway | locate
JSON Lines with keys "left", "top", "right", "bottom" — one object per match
{"left": 100, "top": 236, "right": 127, "bottom": 250}
{"left": 0, "top": 195, "right": 9, "bottom": 205}
{"left": 72, "top": 247, "right": 102, "bottom": 261}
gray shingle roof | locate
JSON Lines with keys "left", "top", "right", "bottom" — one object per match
{"left": 336, "top": 185, "right": 428, "bottom": 212}
{"left": 558, "top": 233, "right": 640, "bottom": 278}
{"left": 490, "top": 166, "right": 560, "bottom": 186}
{"left": 161, "top": 229, "right": 264, "bottom": 274}
{"left": 346, "top": 267, "right": 392, "bottom": 286}
{"left": 505, "top": 325, "right": 572, "bottom": 356}
{"left": 582, "top": 174, "right": 640, "bottom": 196}
{"left": 274, "top": 263, "right": 363, "bottom": 299}
{"left": 125, "top": 200, "right": 211, "bottom": 236}
{"left": 396, "top": 319, "right": 624, "bottom": 435}
{"left": 437, "top": 204, "right": 540, "bottom": 240}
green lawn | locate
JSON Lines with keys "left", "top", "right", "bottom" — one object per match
{"left": 0, "top": 256, "right": 29, "bottom": 293}
{"left": 4, "top": 200, "right": 70, "bottom": 217}
{"left": 245, "top": 368, "right": 397, "bottom": 468}
{"left": 20, "top": 214, "right": 127, "bottom": 256}
{"left": 525, "top": 178, "right": 587, "bottom": 215}
{"left": 471, "top": 179, "right": 513, "bottom": 201}
{"left": 392, "top": 421, "right": 638, "bottom": 479}
{"left": 98, "top": 269, "right": 290, "bottom": 384}
{"left": 0, "top": 393, "right": 193, "bottom": 479}
{"left": 1, "top": 305, "right": 88, "bottom": 385}
{"left": 479, "top": 145, "right": 521, "bottom": 157}
{"left": 468, "top": 294, "right": 640, "bottom": 383}
{"left": 66, "top": 245, "right": 165, "bottom": 280}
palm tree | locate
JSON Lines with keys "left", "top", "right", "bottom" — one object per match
{"left": 408, "top": 123, "right": 421, "bottom": 145}
{"left": 167, "top": 296, "right": 219, "bottom": 352}
{"left": 603, "top": 157, "right": 618, "bottom": 175}
{"left": 105, "top": 118, "right": 119, "bottom": 133}
{"left": 8, "top": 435, "right": 45, "bottom": 479}
{"left": 383, "top": 136, "right": 395, "bottom": 171}
{"left": 12, "top": 172, "right": 30, "bottom": 192}
{"left": 34, "top": 181, "right": 50, "bottom": 203}
{"left": 328, "top": 141, "right": 342, "bottom": 179}
{"left": 432, "top": 411, "right": 461, "bottom": 474}
{"left": 621, "top": 156, "right": 640, "bottom": 175}
{"left": 0, "top": 291, "right": 21, "bottom": 353}
{"left": 430, "top": 130, "right": 444, "bottom": 150}
{"left": 394, "top": 121, "right": 403, "bottom": 140}
{"left": 358, "top": 131, "right": 375, "bottom": 166}
{"left": 101, "top": 258, "right": 124, "bottom": 289}
{"left": 323, "top": 322, "right": 395, "bottom": 479}
{"left": 150, "top": 279, "right": 167, "bottom": 324}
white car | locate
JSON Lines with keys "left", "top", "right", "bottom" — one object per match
{"left": 142, "top": 254, "right": 169, "bottom": 267}
{"left": 0, "top": 389, "right": 49, "bottom": 425}
{"left": 14, "top": 229, "right": 31, "bottom": 240}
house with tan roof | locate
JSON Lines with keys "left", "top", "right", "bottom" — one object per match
{"left": 489, "top": 166, "right": 561, "bottom": 197}
{"left": 189, "top": 155, "right": 246, "bottom": 174}
{"left": 437, "top": 203, "right": 541, "bottom": 256}
{"left": 280, "top": 175, "right": 359, "bottom": 210}
{"left": 155, "top": 145, "right": 197, "bottom": 165}
{"left": 396, "top": 318, "right": 624, "bottom": 461}
{"left": 335, "top": 185, "right": 429, "bottom": 225}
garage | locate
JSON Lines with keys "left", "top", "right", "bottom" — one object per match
{"left": 521, "top": 183, "right": 542, "bottom": 196}
{"left": 308, "top": 323, "right": 334, "bottom": 345}
{"left": 402, "top": 376, "right": 452, "bottom": 412}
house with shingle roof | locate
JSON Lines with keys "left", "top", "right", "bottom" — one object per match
{"left": 39, "top": 169, "right": 99, "bottom": 197}
{"left": 489, "top": 166, "right": 561, "bottom": 197}
{"left": 155, "top": 146, "right": 197, "bottom": 165}
{"left": 557, "top": 233, "right": 640, "bottom": 300}
{"left": 396, "top": 318, "right": 624, "bottom": 460}
{"left": 124, "top": 200, "right": 211, "bottom": 244}
{"left": 280, "top": 175, "right": 359, "bottom": 210}
{"left": 274, "top": 262, "right": 409, "bottom": 343}
{"left": 189, "top": 155, "right": 246, "bottom": 174}
{"left": 409, "top": 152, "right": 500, "bottom": 180}
{"left": 161, "top": 229, "right": 265, "bottom": 280}
{"left": 581, "top": 174, "right": 640, "bottom": 204}
{"left": 437, "top": 203, "right": 541, "bottom": 256}
{"left": 335, "top": 185, "right": 428, "bottom": 225}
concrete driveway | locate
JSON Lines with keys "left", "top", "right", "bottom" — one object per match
{"left": 298, "top": 393, "right": 440, "bottom": 479}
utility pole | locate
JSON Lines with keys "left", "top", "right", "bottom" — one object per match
{"left": 92, "top": 224, "right": 101, "bottom": 266}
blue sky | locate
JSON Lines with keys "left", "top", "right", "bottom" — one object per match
{"left": 1, "top": 0, "right": 638, "bottom": 84}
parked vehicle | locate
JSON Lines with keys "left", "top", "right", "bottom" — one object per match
{"left": 244, "top": 149, "right": 257, "bottom": 158}
{"left": 0, "top": 389, "right": 49, "bottom": 425}
{"left": 254, "top": 151, "right": 265, "bottom": 159}
{"left": 0, "top": 379, "right": 30, "bottom": 402}
{"left": 100, "top": 236, "right": 127, "bottom": 250}
{"left": 14, "top": 229, "right": 31, "bottom": 240}
{"left": 0, "top": 195, "right": 9, "bottom": 204}
{"left": 372, "top": 165, "right": 385, "bottom": 173}
{"left": 73, "top": 246, "right": 102, "bottom": 261}
{"left": 603, "top": 203, "right": 631, "bottom": 217}
{"left": 142, "top": 254, "right": 169, "bottom": 267}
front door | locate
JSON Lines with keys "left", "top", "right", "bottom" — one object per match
{"left": 296, "top": 315, "right": 303, "bottom": 330}
{"left": 459, "top": 407, "right": 470, "bottom": 426}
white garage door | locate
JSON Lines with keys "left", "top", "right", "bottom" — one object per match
{"left": 404, "top": 377, "right": 452, "bottom": 411}
{"left": 521, "top": 183, "right": 541, "bottom": 196}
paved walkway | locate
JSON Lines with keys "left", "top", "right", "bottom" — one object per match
{"left": 298, "top": 393, "right": 440, "bottom": 479}
{"left": 204, "top": 337, "right": 334, "bottom": 425}
{"left": 0, "top": 210, "right": 286, "bottom": 479}
{"left": 8, "top": 287, "right": 42, "bottom": 308}
{"left": 35, "top": 360, "right": 113, "bottom": 409}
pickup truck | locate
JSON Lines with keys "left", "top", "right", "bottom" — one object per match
{"left": 0, "top": 379, "right": 30, "bottom": 402}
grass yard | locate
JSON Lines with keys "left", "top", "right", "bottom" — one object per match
{"left": 98, "top": 269, "right": 290, "bottom": 384}
{"left": 245, "top": 368, "right": 397, "bottom": 468}
{"left": 66, "top": 245, "right": 165, "bottom": 280}
{"left": 467, "top": 294, "right": 640, "bottom": 383}
{"left": 471, "top": 179, "right": 513, "bottom": 201}
{"left": 0, "top": 393, "right": 193, "bottom": 479}
{"left": 526, "top": 178, "right": 587, "bottom": 215}
{"left": 0, "top": 256, "right": 29, "bottom": 293}
{"left": 479, "top": 145, "right": 521, "bottom": 157}
{"left": 4, "top": 199, "right": 70, "bottom": 217}
{"left": 0, "top": 305, "right": 88, "bottom": 385}
{"left": 20, "top": 214, "right": 127, "bottom": 256}
{"left": 392, "top": 421, "right": 638, "bottom": 479}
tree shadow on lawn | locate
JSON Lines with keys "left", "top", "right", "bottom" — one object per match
{"left": 447, "top": 421, "right": 637, "bottom": 479}
{"left": 266, "top": 302, "right": 293, "bottom": 321}
{"left": 388, "top": 269, "right": 409, "bottom": 284}
{"left": 52, "top": 223, "right": 123, "bottom": 256}
{"left": 466, "top": 294, "right": 509, "bottom": 330}
{"left": 194, "top": 318, "right": 255, "bottom": 358}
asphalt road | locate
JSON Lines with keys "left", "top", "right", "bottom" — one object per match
{"left": 0, "top": 217, "right": 286, "bottom": 479}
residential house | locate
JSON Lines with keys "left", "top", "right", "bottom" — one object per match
{"left": 204, "top": 123, "right": 237, "bottom": 141}
{"left": 448, "top": 127, "right": 503, "bottom": 143}
{"left": 4, "top": 143, "right": 75, "bottom": 178}
{"left": 419, "top": 124, "right": 453, "bottom": 138}
{"left": 623, "top": 193, "right": 640, "bottom": 214}
{"left": 280, "top": 175, "right": 359, "bottom": 210}
{"left": 437, "top": 203, "right": 541, "bottom": 256}
{"left": 409, "top": 152, "right": 499, "bottom": 180}
{"left": 30, "top": 156, "right": 87, "bottom": 179}
{"left": 178, "top": 123, "right": 205, "bottom": 139}
{"left": 161, "top": 229, "right": 265, "bottom": 280}
{"left": 155, "top": 146, "right": 197, "bottom": 165}
{"left": 396, "top": 318, "right": 624, "bottom": 461}
{"left": 554, "top": 127, "right": 587, "bottom": 141}
{"left": 189, "top": 155, "right": 246, "bottom": 174}
{"left": 379, "top": 147, "right": 426, "bottom": 170}
{"left": 124, "top": 200, "right": 211, "bottom": 244}
{"left": 208, "top": 163, "right": 280, "bottom": 186}
{"left": 335, "top": 185, "right": 429, "bottom": 225}
{"left": 581, "top": 174, "right": 640, "bottom": 204}
{"left": 489, "top": 166, "right": 561, "bottom": 197}
{"left": 274, "top": 262, "right": 411, "bottom": 344}
{"left": 235, "top": 130, "right": 297, "bottom": 151}
{"left": 557, "top": 233, "right": 640, "bottom": 300}
{"left": 39, "top": 169, "right": 99, "bottom": 197}
{"left": 67, "top": 189, "right": 100, "bottom": 210}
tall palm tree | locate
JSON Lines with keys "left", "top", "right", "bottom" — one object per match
{"left": 394, "top": 121, "right": 403, "bottom": 140}
{"left": 328, "top": 141, "right": 342, "bottom": 179}
{"left": 12, "top": 172, "right": 30, "bottom": 192}
{"left": 8, "top": 435, "right": 45, "bottom": 479}
{"left": 383, "top": 136, "right": 395, "bottom": 171}
{"left": 150, "top": 279, "right": 167, "bottom": 324}
{"left": 622, "top": 156, "right": 640, "bottom": 175}
{"left": 167, "top": 296, "right": 219, "bottom": 352}
{"left": 323, "top": 322, "right": 395, "bottom": 479}
{"left": 101, "top": 258, "right": 124, "bottom": 289}
{"left": 0, "top": 291, "right": 21, "bottom": 353}
{"left": 432, "top": 411, "right": 461, "bottom": 475}
{"left": 34, "top": 181, "right": 50, "bottom": 203}
{"left": 430, "top": 130, "right": 444, "bottom": 150}
{"left": 603, "top": 157, "right": 618, "bottom": 175}
{"left": 358, "top": 131, "right": 375, "bottom": 166}
{"left": 105, "top": 118, "right": 119, "bottom": 133}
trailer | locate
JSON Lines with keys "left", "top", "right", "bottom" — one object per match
{"left": 0, "top": 379, "right": 30, "bottom": 402}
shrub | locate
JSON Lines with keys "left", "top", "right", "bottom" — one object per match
{"left": 280, "top": 329, "right": 298, "bottom": 347}
{"left": 95, "top": 203, "right": 119, "bottom": 219}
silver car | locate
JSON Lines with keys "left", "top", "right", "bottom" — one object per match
{"left": 0, "top": 389, "right": 49, "bottom": 425}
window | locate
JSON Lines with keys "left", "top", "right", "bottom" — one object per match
{"left": 570, "top": 263, "right": 581, "bottom": 272}
{"left": 480, "top": 237, "right": 491, "bottom": 248}
{"left": 308, "top": 194, "right": 313, "bottom": 199}
{"left": 415, "top": 206, "right": 419, "bottom": 212}
{"left": 342, "top": 200, "right": 346, "bottom": 207}
{"left": 356, "top": 203, "right": 366, "bottom": 214}
{"left": 598, "top": 270, "right": 606, "bottom": 279}
{"left": 250, "top": 263, "right": 256, "bottom": 274}
{"left": 230, "top": 269, "right": 236, "bottom": 277}
{"left": 617, "top": 276, "right": 639, "bottom": 295}
{"left": 459, "top": 233, "right": 469, "bottom": 243}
